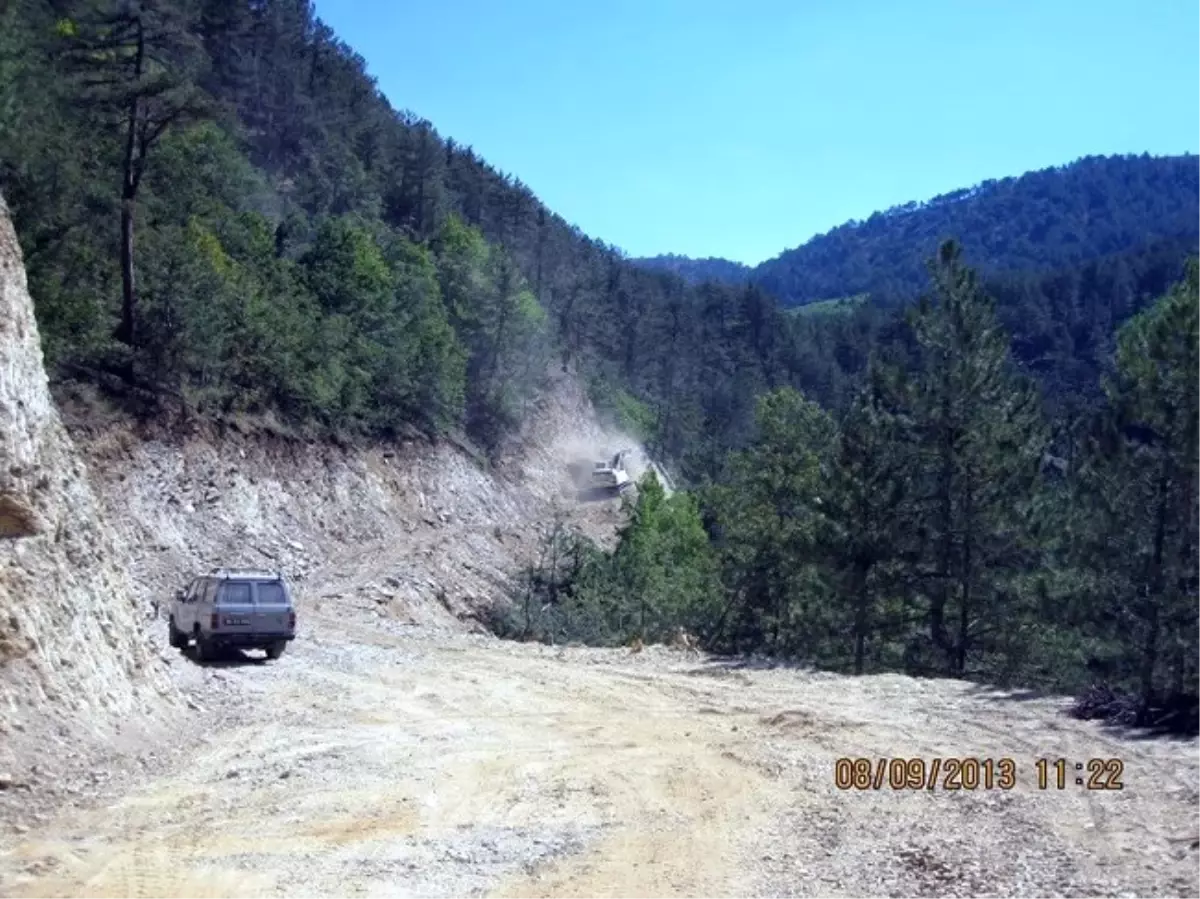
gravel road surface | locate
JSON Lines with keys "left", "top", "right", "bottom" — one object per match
{"left": 1, "top": 599, "right": 1197, "bottom": 898}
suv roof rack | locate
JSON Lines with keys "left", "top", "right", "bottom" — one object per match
{"left": 207, "top": 567, "right": 282, "bottom": 580}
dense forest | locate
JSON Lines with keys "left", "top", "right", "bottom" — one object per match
{"left": 1, "top": 1, "right": 1196, "bottom": 729}
{"left": 636, "top": 154, "right": 1199, "bottom": 307}
{"left": 505, "top": 251, "right": 1199, "bottom": 733}
{"left": 1, "top": 0, "right": 839, "bottom": 471}
{"left": 631, "top": 253, "right": 752, "bottom": 286}
{"left": 639, "top": 162, "right": 1200, "bottom": 452}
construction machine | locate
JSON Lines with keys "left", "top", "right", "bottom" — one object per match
{"left": 568, "top": 448, "right": 634, "bottom": 501}
{"left": 589, "top": 449, "right": 633, "bottom": 496}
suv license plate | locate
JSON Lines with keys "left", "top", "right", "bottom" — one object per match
{"left": 225, "top": 616, "right": 249, "bottom": 626}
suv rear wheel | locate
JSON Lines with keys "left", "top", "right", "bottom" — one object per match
{"left": 168, "top": 617, "right": 186, "bottom": 649}
{"left": 265, "top": 640, "right": 287, "bottom": 661}
{"left": 194, "top": 629, "right": 215, "bottom": 663}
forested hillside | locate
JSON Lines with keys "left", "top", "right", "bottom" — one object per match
{"left": 510, "top": 251, "right": 1199, "bottom": 732}
{"left": 636, "top": 155, "right": 1199, "bottom": 307}
{"left": 756, "top": 155, "right": 1199, "bottom": 307}
{"left": 1, "top": 0, "right": 809, "bottom": 475}
{"left": 639, "top": 156, "right": 1200, "bottom": 429}
{"left": 2, "top": 0, "right": 1196, "bottom": 729}
{"left": 631, "top": 253, "right": 751, "bottom": 286}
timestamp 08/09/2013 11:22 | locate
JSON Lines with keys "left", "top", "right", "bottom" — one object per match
{"left": 832, "top": 757, "right": 1125, "bottom": 792}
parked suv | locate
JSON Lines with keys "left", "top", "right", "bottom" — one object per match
{"left": 169, "top": 568, "right": 297, "bottom": 661}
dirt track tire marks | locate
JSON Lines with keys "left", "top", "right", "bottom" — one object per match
{"left": 0, "top": 630, "right": 1196, "bottom": 898}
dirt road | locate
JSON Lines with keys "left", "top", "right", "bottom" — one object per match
{"left": 0, "top": 601, "right": 1197, "bottom": 898}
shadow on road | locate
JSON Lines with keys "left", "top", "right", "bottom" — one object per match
{"left": 179, "top": 645, "right": 271, "bottom": 668}
{"left": 963, "top": 680, "right": 1199, "bottom": 740}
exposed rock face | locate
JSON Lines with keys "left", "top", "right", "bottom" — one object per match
{"left": 0, "top": 191, "right": 175, "bottom": 771}
{"left": 0, "top": 185, "right": 645, "bottom": 792}
{"left": 60, "top": 373, "right": 633, "bottom": 635}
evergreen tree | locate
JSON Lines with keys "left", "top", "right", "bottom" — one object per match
{"left": 827, "top": 361, "right": 910, "bottom": 673}
{"left": 608, "top": 473, "right": 722, "bottom": 643}
{"left": 712, "top": 387, "right": 837, "bottom": 655}
{"left": 55, "top": 0, "right": 213, "bottom": 349}
{"left": 431, "top": 214, "right": 549, "bottom": 452}
{"left": 1074, "top": 259, "right": 1199, "bottom": 716}
{"left": 895, "top": 240, "right": 1046, "bottom": 676}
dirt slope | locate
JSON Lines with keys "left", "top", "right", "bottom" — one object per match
{"left": 0, "top": 191, "right": 180, "bottom": 809}
{"left": 0, "top": 601, "right": 1196, "bottom": 898}
{"left": 51, "top": 365, "right": 641, "bottom": 636}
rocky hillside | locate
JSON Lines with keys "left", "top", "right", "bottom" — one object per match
{"left": 0, "top": 192, "right": 179, "bottom": 791}
{"left": 55, "top": 372, "right": 639, "bottom": 637}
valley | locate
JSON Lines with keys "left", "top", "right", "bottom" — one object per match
{"left": 1, "top": 4, "right": 1197, "bottom": 897}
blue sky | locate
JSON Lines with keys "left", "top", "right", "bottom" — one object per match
{"left": 312, "top": 0, "right": 1199, "bottom": 266}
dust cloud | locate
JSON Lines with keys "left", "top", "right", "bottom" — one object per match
{"left": 557, "top": 431, "right": 674, "bottom": 496}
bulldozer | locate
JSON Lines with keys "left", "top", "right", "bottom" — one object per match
{"left": 589, "top": 449, "right": 633, "bottom": 496}
{"left": 568, "top": 449, "right": 634, "bottom": 501}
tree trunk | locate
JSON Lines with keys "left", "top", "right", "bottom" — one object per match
{"left": 484, "top": 262, "right": 514, "bottom": 392}
{"left": 115, "top": 16, "right": 145, "bottom": 349}
{"left": 955, "top": 483, "right": 974, "bottom": 676}
{"left": 1139, "top": 601, "right": 1160, "bottom": 721}
{"left": 558, "top": 283, "right": 580, "bottom": 364}
{"left": 930, "top": 406, "right": 956, "bottom": 663}
{"left": 1166, "top": 355, "right": 1195, "bottom": 696}
{"left": 118, "top": 195, "right": 137, "bottom": 347}
{"left": 852, "top": 561, "right": 870, "bottom": 675}
{"left": 1140, "top": 453, "right": 1173, "bottom": 717}
{"left": 955, "top": 590, "right": 969, "bottom": 675}
{"left": 534, "top": 209, "right": 545, "bottom": 298}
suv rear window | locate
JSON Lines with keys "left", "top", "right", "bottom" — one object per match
{"left": 256, "top": 582, "right": 288, "bottom": 604}
{"left": 217, "top": 582, "right": 253, "bottom": 604}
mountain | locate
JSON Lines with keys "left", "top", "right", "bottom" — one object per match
{"left": 4, "top": 2, "right": 1196, "bottom": 484}
{"left": 1, "top": 0, "right": 795, "bottom": 471}
{"left": 626, "top": 155, "right": 1200, "bottom": 425}
{"left": 631, "top": 254, "right": 751, "bottom": 286}
{"left": 632, "top": 155, "right": 1199, "bottom": 308}
{"left": 636, "top": 151, "right": 1200, "bottom": 314}
{"left": 2, "top": 0, "right": 1195, "bottom": 757}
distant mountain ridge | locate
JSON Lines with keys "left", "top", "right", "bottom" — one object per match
{"left": 634, "top": 154, "right": 1200, "bottom": 306}
{"left": 630, "top": 253, "right": 751, "bottom": 286}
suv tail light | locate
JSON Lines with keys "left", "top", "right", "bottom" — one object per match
{"left": 210, "top": 612, "right": 219, "bottom": 630}
{"left": 288, "top": 610, "right": 296, "bottom": 630}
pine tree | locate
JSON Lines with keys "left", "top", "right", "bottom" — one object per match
{"left": 55, "top": 0, "right": 213, "bottom": 349}
{"left": 1075, "top": 259, "right": 1199, "bottom": 716}
{"left": 609, "top": 473, "right": 721, "bottom": 643}
{"left": 897, "top": 240, "right": 1046, "bottom": 676}
{"left": 827, "top": 360, "right": 910, "bottom": 673}
{"left": 713, "top": 387, "right": 837, "bottom": 655}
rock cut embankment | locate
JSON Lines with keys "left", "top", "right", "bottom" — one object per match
{"left": 55, "top": 368, "right": 639, "bottom": 638}
{"left": 0, "top": 192, "right": 179, "bottom": 791}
